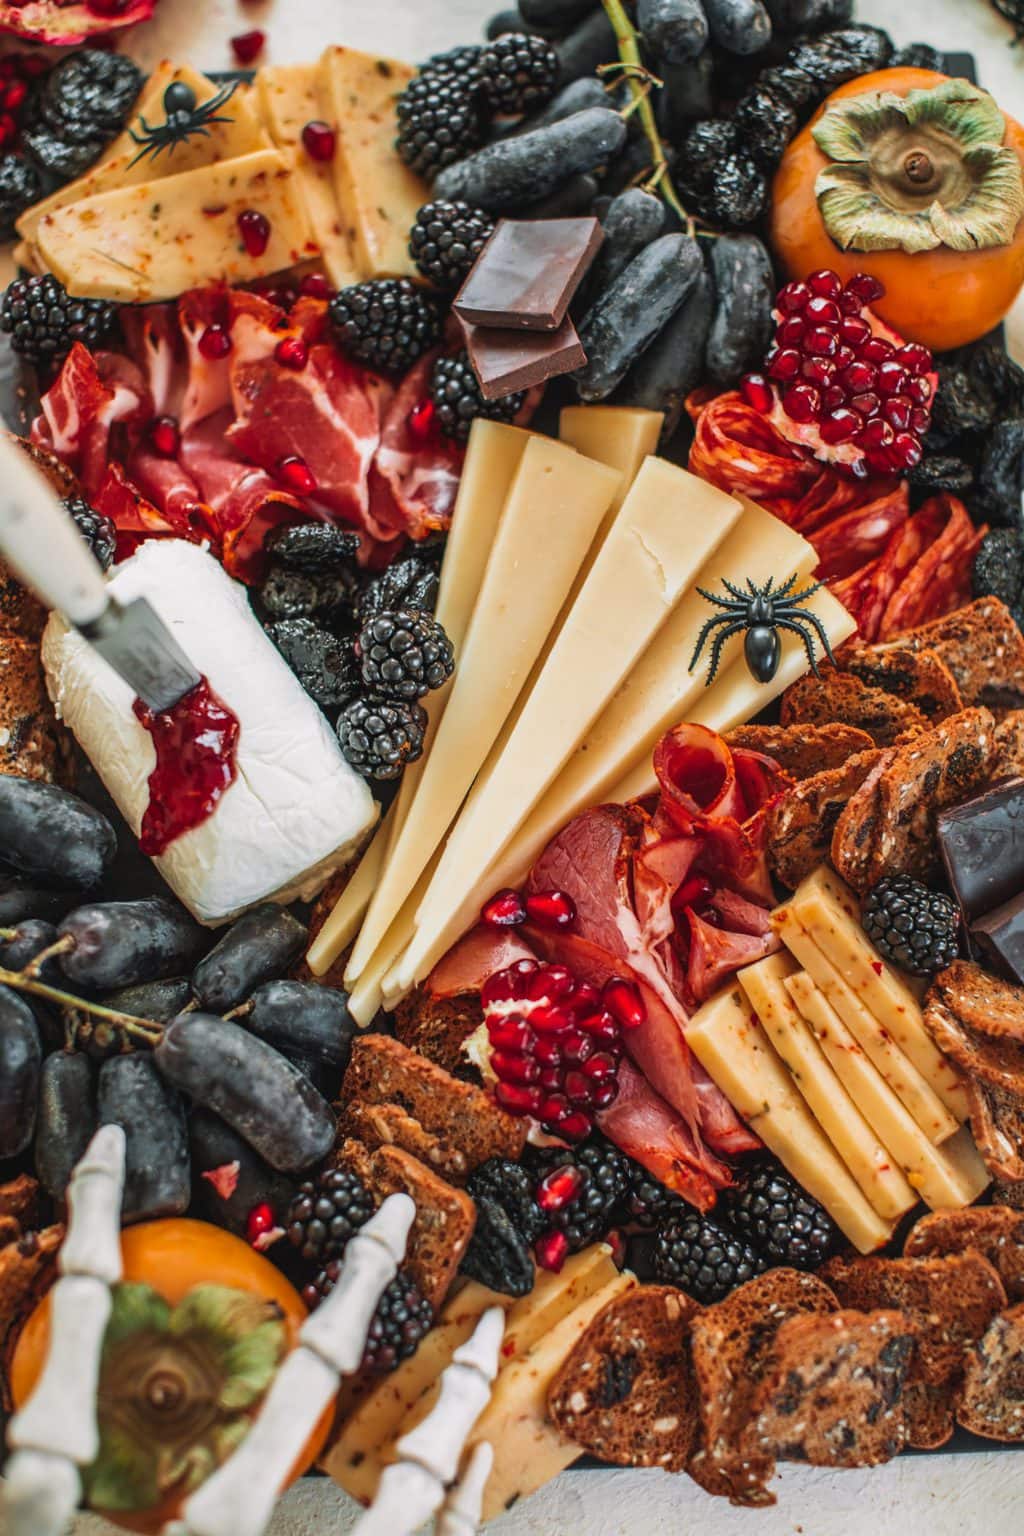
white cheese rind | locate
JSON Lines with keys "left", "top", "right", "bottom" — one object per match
{"left": 41, "top": 540, "right": 376, "bottom": 925}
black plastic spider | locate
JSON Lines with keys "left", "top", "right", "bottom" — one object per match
{"left": 128, "top": 79, "right": 240, "bottom": 167}
{"left": 690, "top": 574, "right": 835, "bottom": 686}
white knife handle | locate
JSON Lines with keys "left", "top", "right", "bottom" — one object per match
{"left": 0, "top": 438, "right": 110, "bottom": 627}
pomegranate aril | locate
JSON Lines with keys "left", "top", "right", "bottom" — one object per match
{"left": 821, "top": 408, "right": 862, "bottom": 446}
{"left": 277, "top": 455, "right": 317, "bottom": 494}
{"left": 302, "top": 119, "right": 336, "bottom": 162}
{"left": 877, "top": 361, "right": 908, "bottom": 397}
{"left": 862, "top": 419, "right": 895, "bottom": 451}
{"left": 301, "top": 273, "right": 333, "bottom": 299}
{"left": 579, "top": 1010, "right": 618, "bottom": 1043}
{"left": 808, "top": 269, "right": 842, "bottom": 299}
{"left": 603, "top": 977, "right": 646, "bottom": 1030}
{"left": 4, "top": 80, "right": 27, "bottom": 111}
{"left": 560, "top": 1111, "right": 593, "bottom": 1141}
{"left": 838, "top": 289, "right": 863, "bottom": 315}
{"left": 488, "top": 1017, "right": 533, "bottom": 1052}
{"left": 246, "top": 1202, "right": 274, "bottom": 1244}
{"left": 894, "top": 343, "right": 932, "bottom": 375}
{"left": 834, "top": 345, "right": 856, "bottom": 371}
{"left": 839, "top": 315, "right": 871, "bottom": 348}
{"left": 531, "top": 964, "right": 574, "bottom": 1001}
{"left": 777, "top": 281, "right": 811, "bottom": 314}
{"left": 823, "top": 385, "right": 846, "bottom": 414}
{"left": 238, "top": 209, "right": 271, "bottom": 257}
{"left": 495, "top": 1081, "right": 540, "bottom": 1115}
{"left": 573, "top": 983, "right": 600, "bottom": 1011}
{"left": 846, "top": 273, "right": 885, "bottom": 303}
{"left": 851, "top": 391, "right": 881, "bottom": 418}
{"left": 275, "top": 336, "right": 309, "bottom": 371}
{"left": 231, "top": 29, "right": 266, "bottom": 63}
{"left": 530, "top": 1005, "right": 573, "bottom": 1036}
{"left": 740, "top": 373, "right": 773, "bottom": 413}
{"left": 883, "top": 396, "right": 912, "bottom": 431}
{"left": 492, "top": 1051, "right": 539, "bottom": 1085}
{"left": 198, "top": 325, "right": 231, "bottom": 360}
{"left": 565, "top": 1070, "right": 593, "bottom": 1105}
{"left": 805, "top": 326, "right": 838, "bottom": 357}
{"left": 538, "top": 1066, "right": 563, "bottom": 1090}
{"left": 482, "top": 960, "right": 533, "bottom": 1007}
{"left": 561, "top": 1030, "right": 593, "bottom": 1064}
{"left": 532, "top": 1036, "right": 562, "bottom": 1066}
{"left": 805, "top": 296, "right": 840, "bottom": 326}
{"left": 582, "top": 1051, "right": 618, "bottom": 1081}
{"left": 861, "top": 336, "right": 894, "bottom": 364}
{"left": 407, "top": 399, "right": 435, "bottom": 441}
{"left": 907, "top": 375, "right": 932, "bottom": 404}
{"left": 864, "top": 447, "right": 896, "bottom": 476}
{"left": 535, "top": 1230, "right": 570, "bottom": 1272}
{"left": 149, "top": 415, "right": 180, "bottom": 457}
{"left": 590, "top": 1083, "right": 618, "bottom": 1111}
{"left": 802, "top": 357, "right": 836, "bottom": 388}
{"left": 768, "top": 348, "right": 801, "bottom": 382}
{"left": 675, "top": 874, "right": 714, "bottom": 909}
{"left": 777, "top": 317, "right": 806, "bottom": 347}
{"left": 540, "top": 1093, "right": 569, "bottom": 1124}
{"left": 525, "top": 890, "right": 576, "bottom": 929}
{"left": 841, "top": 360, "right": 876, "bottom": 395}
{"left": 910, "top": 407, "right": 931, "bottom": 435}
{"left": 481, "top": 889, "right": 526, "bottom": 928}
{"left": 783, "top": 384, "right": 821, "bottom": 423}
{"left": 892, "top": 432, "right": 923, "bottom": 469}
{"left": 537, "top": 1165, "right": 584, "bottom": 1211}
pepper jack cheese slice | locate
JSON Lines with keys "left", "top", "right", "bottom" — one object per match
{"left": 322, "top": 45, "right": 427, "bottom": 278}
{"left": 785, "top": 971, "right": 989, "bottom": 1210}
{"left": 397, "top": 459, "right": 742, "bottom": 992}
{"left": 738, "top": 954, "right": 918, "bottom": 1222}
{"left": 687, "top": 986, "right": 894, "bottom": 1253}
{"left": 36, "top": 149, "right": 315, "bottom": 303}
{"left": 254, "top": 62, "right": 360, "bottom": 288}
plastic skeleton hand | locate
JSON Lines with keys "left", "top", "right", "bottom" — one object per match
{"left": 351, "top": 1305, "right": 505, "bottom": 1536}
{"left": 1, "top": 1123, "right": 127, "bottom": 1536}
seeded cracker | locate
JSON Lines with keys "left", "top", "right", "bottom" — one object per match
{"left": 958, "top": 1303, "right": 1024, "bottom": 1441}
{"left": 840, "top": 643, "right": 964, "bottom": 721}
{"left": 767, "top": 748, "right": 887, "bottom": 890}
{"left": 906, "top": 1206, "right": 1024, "bottom": 1303}
{"left": 781, "top": 669, "right": 928, "bottom": 746}
{"left": 727, "top": 722, "right": 875, "bottom": 780}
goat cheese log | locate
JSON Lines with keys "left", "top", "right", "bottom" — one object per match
{"left": 41, "top": 540, "right": 377, "bottom": 924}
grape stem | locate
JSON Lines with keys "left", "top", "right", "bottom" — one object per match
{"left": 0, "top": 950, "right": 164, "bottom": 1046}
{"left": 600, "top": 0, "right": 694, "bottom": 235}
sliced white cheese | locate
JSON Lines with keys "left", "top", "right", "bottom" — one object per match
{"left": 347, "top": 868, "right": 429, "bottom": 1027}
{"left": 41, "top": 541, "right": 376, "bottom": 925}
{"left": 785, "top": 971, "right": 989, "bottom": 1210}
{"left": 738, "top": 954, "right": 918, "bottom": 1222}
{"left": 254, "top": 61, "right": 361, "bottom": 289}
{"left": 305, "top": 801, "right": 394, "bottom": 976}
{"left": 397, "top": 460, "right": 742, "bottom": 993}
{"left": 686, "top": 986, "right": 895, "bottom": 1253}
{"left": 37, "top": 149, "right": 315, "bottom": 304}
{"left": 787, "top": 867, "right": 969, "bottom": 1121}
{"left": 559, "top": 405, "right": 664, "bottom": 514}
{"left": 322, "top": 45, "right": 427, "bottom": 279}
{"left": 339, "top": 423, "right": 535, "bottom": 987}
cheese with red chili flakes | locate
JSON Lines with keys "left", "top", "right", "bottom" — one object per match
{"left": 35, "top": 149, "right": 316, "bottom": 303}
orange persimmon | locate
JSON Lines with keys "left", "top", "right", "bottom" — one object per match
{"left": 10, "top": 1218, "right": 332, "bottom": 1535}
{"left": 771, "top": 68, "right": 1024, "bottom": 351}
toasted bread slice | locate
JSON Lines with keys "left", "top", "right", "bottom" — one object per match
{"left": 906, "top": 1206, "right": 1024, "bottom": 1303}
{"left": 841, "top": 644, "right": 963, "bottom": 721}
{"left": 337, "top": 1100, "right": 473, "bottom": 1185}
{"left": 888, "top": 597, "right": 1024, "bottom": 713}
{"left": 745, "top": 1308, "right": 914, "bottom": 1468}
{"left": 333, "top": 1138, "right": 476, "bottom": 1312}
{"left": 820, "top": 1253, "right": 1006, "bottom": 1447}
{"left": 687, "top": 1269, "right": 838, "bottom": 1506}
{"left": 727, "top": 723, "right": 874, "bottom": 781}
{"left": 781, "top": 669, "right": 928, "bottom": 746}
{"left": 995, "top": 712, "right": 1024, "bottom": 779}
{"left": 0, "top": 1173, "right": 40, "bottom": 1226}
{"left": 548, "top": 1285, "right": 701, "bottom": 1472}
{"left": 0, "top": 1222, "right": 62, "bottom": 1411}
{"left": 392, "top": 987, "right": 484, "bottom": 1076}
{"left": 957, "top": 1302, "right": 1024, "bottom": 1440}
{"left": 832, "top": 709, "right": 995, "bottom": 892}
{"left": 767, "top": 748, "right": 886, "bottom": 891}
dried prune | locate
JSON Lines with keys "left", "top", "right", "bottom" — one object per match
{"left": 906, "top": 456, "right": 976, "bottom": 496}
{"left": 265, "top": 618, "right": 359, "bottom": 712}
{"left": 678, "top": 118, "right": 738, "bottom": 193}
{"left": 972, "top": 529, "right": 1024, "bottom": 615}
{"left": 733, "top": 85, "right": 798, "bottom": 169}
{"left": 976, "top": 420, "right": 1024, "bottom": 529}
{"left": 460, "top": 1195, "right": 535, "bottom": 1296}
{"left": 787, "top": 25, "right": 893, "bottom": 90}
{"left": 706, "top": 150, "right": 768, "bottom": 226}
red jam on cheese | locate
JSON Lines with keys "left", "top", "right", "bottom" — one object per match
{"left": 133, "top": 677, "right": 240, "bottom": 856}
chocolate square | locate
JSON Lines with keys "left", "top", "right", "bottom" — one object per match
{"left": 972, "top": 890, "right": 1024, "bottom": 987}
{"left": 937, "top": 776, "right": 1024, "bottom": 923}
{"left": 454, "top": 216, "right": 603, "bottom": 332}
{"left": 463, "top": 314, "right": 586, "bottom": 400}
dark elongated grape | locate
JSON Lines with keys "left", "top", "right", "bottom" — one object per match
{"left": 435, "top": 107, "right": 626, "bottom": 212}
{"left": 98, "top": 1054, "right": 190, "bottom": 1221}
{"left": 58, "top": 897, "right": 208, "bottom": 992}
{"left": 0, "top": 986, "right": 41, "bottom": 1157}
{"left": 554, "top": 7, "right": 617, "bottom": 84}
{"left": 702, "top": 0, "right": 772, "bottom": 52}
{"left": 575, "top": 233, "right": 703, "bottom": 400}
{"left": 36, "top": 1051, "right": 96, "bottom": 1200}
{"left": 620, "top": 263, "right": 714, "bottom": 440}
{"left": 705, "top": 233, "right": 773, "bottom": 388}
{"left": 638, "top": 0, "right": 708, "bottom": 62}
{"left": 0, "top": 881, "right": 78, "bottom": 925}
{"left": 155, "top": 1014, "right": 335, "bottom": 1173}
{"left": 102, "top": 976, "right": 192, "bottom": 1023}
{"left": 656, "top": 54, "right": 716, "bottom": 137}
{"left": 765, "top": 0, "right": 852, "bottom": 30}
{"left": 588, "top": 189, "right": 665, "bottom": 297}
{"left": 276, "top": 1049, "right": 342, "bottom": 1101}
{"left": 189, "top": 1108, "right": 296, "bottom": 1238}
{"left": 0, "top": 919, "right": 62, "bottom": 983}
{"left": 0, "top": 778, "right": 116, "bottom": 891}
{"left": 520, "top": 0, "right": 597, "bottom": 25}
{"left": 515, "top": 74, "right": 607, "bottom": 133}
{"left": 190, "top": 904, "right": 307, "bottom": 1015}
{"left": 523, "top": 171, "right": 600, "bottom": 217}
{"left": 486, "top": 9, "right": 543, "bottom": 40}
{"left": 247, "top": 980, "right": 356, "bottom": 1069}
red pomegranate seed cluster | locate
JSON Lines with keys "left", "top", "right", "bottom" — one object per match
{"left": 237, "top": 208, "right": 271, "bottom": 258}
{"left": 198, "top": 324, "right": 232, "bottom": 361}
{"left": 149, "top": 415, "right": 180, "bottom": 458}
{"left": 302, "top": 119, "right": 336, "bottom": 163}
{"left": 246, "top": 1201, "right": 275, "bottom": 1245}
{"left": 481, "top": 958, "right": 645, "bottom": 1141}
{"left": 740, "top": 270, "right": 935, "bottom": 478}
{"left": 231, "top": 29, "right": 266, "bottom": 65}
{"left": 481, "top": 885, "right": 577, "bottom": 931}
{"left": 275, "top": 336, "right": 309, "bottom": 371}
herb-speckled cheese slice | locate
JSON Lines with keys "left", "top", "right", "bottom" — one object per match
{"left": 322, "top": 45, "right": 427, "bottom": 278}
{"left": 36, "top": 149, "right": 316, "bottom": 303}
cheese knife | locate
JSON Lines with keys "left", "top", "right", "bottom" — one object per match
{"left": 0, "top": 437, "right": 201, "bottom": 713}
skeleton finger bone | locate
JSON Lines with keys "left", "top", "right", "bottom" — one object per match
{"left": 436, "top": 1441, "right": 495, "bottom": 1536}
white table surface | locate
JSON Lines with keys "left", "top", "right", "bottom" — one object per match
{"left": 57, "top": 0, "right": 1023, "bottom": 1531}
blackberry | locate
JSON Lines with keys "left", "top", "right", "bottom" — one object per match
{"left": 621, "top": 1158, "right": 685, "bottom": 1229}
{"left": 336, "top": 693, "right": 428, "bottom": 780}
{"left": 357, "top": 607, "right": 454, "bottom": 702}
{"left": 733, "top": 87, "right": 798, "bottom": 171}
{"left": 0, "top": 158, "right": 41, "bottom": 242}
{"left": 409, "top": 199, "right": 495, "bottom": 290}
{"left": 862, "top": 874, "right": 960, "bottom": 978}
{"left": 23, "top": 50, "right": 144, "bottom": 179}
{"left": 431, "top": 351, "right": 525, "bottom": 442}
{"left": 467, "top": 1157, "right": 546, "bottom": 1243}
{"left": 973, "top": 528, "right": 1024, "bottom": 615}
{"left": 64, "top": 496, "right": 116, "bottom": 572}
{"left": 728, "top": 1162, "right": 840, "bottom": 1270}
{"left": 360, "top": 539, "right": 444, "bottom": 622}
{"left": 264, "top": 522, "right": 360, "bottom": 572}
{"left": 362, "top": 1273, "right": 434, "bottom": 1372}
{"left": 0, "top": 274, "right": 118, "bottom": 369}
{"left": 265, "top": 618, "right": 360, "bottom": 712}
{"left": 479, "top": 33, "right": 560, "bottom": 115}
{"left": 257, "top": 562, "right": 359, "bottom": 627}
{"left": 329, "top": 278, "right": 442, "bottom": 376}
{"left": 531, "top": 1140, "right": 632, "bottom": 1251}
{"left": 286, "top": 1166, "right": 375, "bottom": 1262}
{"left": 653, "top": 1211, "right": 766, "bottom": 1303}
{"left": 707, "top": 152, "right": 769, "bottom": 228}
{"left": 396, "top": 50, "right": 488, "bottom": 180}
{"left": 461, "top": 1195, "right": 536, "bottom": 1296}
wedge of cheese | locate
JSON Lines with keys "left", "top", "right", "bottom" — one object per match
{"left": 322, "top": 45, "right": 427, "bottom": 278}
{"left": 395, "top": 460, "right": 742, "bottom": 993}
{"left": 738, "top": 954, "right": 918, "bottom": 1222}
{"left": 785, "top": 972, "right": 989, "bottom": 1210}
{"left": 467, "top": 1271, "right": 636, "bottom": 1522}
{"left": 254, "top": 62, "right": 360, "bottom": 288}
{"left": 339, "top": 423, "right": 535, "bottom": 987}
{"left": 687, "top": 985, "right": 895, "bottom": 1253}
{"left": 17, "top": 64, "right": 270, "bottom": 253}
{"left": 305, "top": 803, "right": 393, "bottom": 976}
{"left": 347, "top": 866, "right": 429, "bottom": 1027}
{"left": 786, "top": 867, "right": 969, "bottom": 1121}
{"left": 37, "top": 150, "right": 315, "bottom": 304}
{"left": 559, "top": 405, "right": 664, "bottom": 513}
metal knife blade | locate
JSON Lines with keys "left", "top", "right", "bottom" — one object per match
{"left": 81, "top": 596, "right": 201, "bottom": 715}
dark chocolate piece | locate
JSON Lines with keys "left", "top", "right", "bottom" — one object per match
{"left": 938, "top": 777, "right": 1024, "bottom": 923}
{"left": 462, "top": 313, "right": 586, "bottom": 399}
{"left": 972, "top": 890, "right": 1024, "bottom": 986}
{"left": 454, "top": 215, "right": 603, "bottom": 331}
